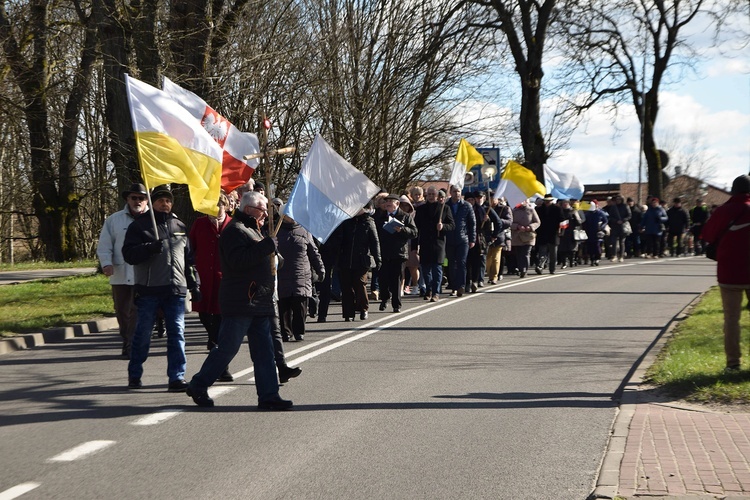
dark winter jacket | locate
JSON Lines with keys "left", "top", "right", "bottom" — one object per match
{"left": 535, "top": 201, "right": 564, "bottom": 245}
{"left": 335, "top": 213, "right": 381, "bottom": 270}
{"left": 445, "top": 199, "right": 476, "bottom": 247}
{"left": 374, "top": 207, "right": 418, "bottom": 261}
{"left": 277, "top": 220, "right": 325, "bottom": 299}
{"left": 217, "top": 210, "right": 277, "bottom": 317}
{"left": 414, "top": 201, "right": 455, "bottom": 265}
{"left": 122, "top": 210, "right": 194, "bottom": 297}
{"left": 666, "top": 206, "right": 690, "bottom": 233}
{"left": 642, "top": 205, "right": 668, "bottom": 235}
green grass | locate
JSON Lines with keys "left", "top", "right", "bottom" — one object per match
{"left": 0, "top": 259, "right": 98, "bottom": 272}
{"left": 645, "top": 287, "right": 750, "bottom": 405}
{"left": 0, "top": 274, "right": 114, "bottom": 337}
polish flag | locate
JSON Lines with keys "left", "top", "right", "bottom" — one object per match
{"left": 162, "top": 77, "right": 260, "bottom": 193}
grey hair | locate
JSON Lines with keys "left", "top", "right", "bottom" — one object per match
{"left": 240, "top": 190, "right": 267, "bottom": 210}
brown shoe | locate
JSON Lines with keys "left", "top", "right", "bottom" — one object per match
{"left": 430, "top": 294, "right": 439, "bottom": 302}
{"left": 456, "top": 287, "right": 464, "bottom": 297}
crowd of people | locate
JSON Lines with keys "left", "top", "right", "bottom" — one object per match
{"left": 97, "top": 174, "right": 750, "bottom": 406}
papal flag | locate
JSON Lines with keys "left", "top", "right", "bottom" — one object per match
{"left": 125, "top": 75, "right": 223, "bottom": 216}
{"left": 448, "top": 139, "right": 485, "bottom": 192}
{"left": 162, "top": 77, "right": 260, "bottom": 193}
{"left": 284, "top": 134, "right": 380, "bottom": 243}
{"left": 544, "top": 164, "right": 584, "bottom": 201}
{"left": 494, "top": 160, "right": 545, "bottom": 207}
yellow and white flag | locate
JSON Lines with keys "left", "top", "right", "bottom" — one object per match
{"left": 494, "top": 160, "right": 545, "bottom": 207}
{"left": 125, "top": 74, "right": 223, "bottom": 216}
{"left": 449, "top": 139, "right": 485, "bottom": 192}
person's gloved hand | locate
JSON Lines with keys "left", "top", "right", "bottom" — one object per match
{"left": 190, "top": 288, "right": 202, "bottom": 302}
{"left": 147, "top": 241, "right": 163, "bottom": 254}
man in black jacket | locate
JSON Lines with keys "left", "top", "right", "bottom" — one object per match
{"left": 374, "top": 194, "right": 418, "bottom": 313}
{"left": 122, "top": 185, "right": 197, "bottom": 392}
{"left": 415, "top": 186, "right": 455, "bottom": 302}
{"left": 186, "top": 190, "right": 292, "bottom": 410}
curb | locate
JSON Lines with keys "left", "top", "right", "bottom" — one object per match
{"left": 0, "top": 317, "right": 119, "bottom": 355}
{"left": 588, "top": 291, "right": 708, "bottom": 500}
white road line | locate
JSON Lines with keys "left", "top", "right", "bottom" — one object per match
{"left": 0, "top": 482, "right": 40, "bottom": 500}
{"left": 199, "top": 256, "right": 699, "bottom": 401}
{"left": 47, "top": 440, "right": 116, "bottom": 462}
{"left": 131, "top": 410, "right": 183, "bottom": 426}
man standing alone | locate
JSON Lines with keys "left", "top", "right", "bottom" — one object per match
{"left": 97, "top": 183, "right": 149, "bottom": 359}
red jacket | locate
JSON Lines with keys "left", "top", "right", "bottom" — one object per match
{"left": 189, "top": 215, "right": 232, "bottom": 314}
{"left": 701, "top": 194, "right": 750, "bottom": 286}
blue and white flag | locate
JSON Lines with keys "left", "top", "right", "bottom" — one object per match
{"left": 543, "top": 164, "right": 584, "bottom": 201}
{"left": 284, "top": 134, "right": 380, "bottom": 243}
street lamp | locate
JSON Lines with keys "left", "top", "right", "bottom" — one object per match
{"left": 481, "top": 164, "right": 496, "bottom": 182}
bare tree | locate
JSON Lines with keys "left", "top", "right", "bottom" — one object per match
{"left": 0, "top": 0, "right": 98, "bottom": 261}
{"left": 556, "top": 0, "right": 721, "bottom": 199}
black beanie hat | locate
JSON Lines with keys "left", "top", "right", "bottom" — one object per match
{"left": 730, "top": 175, "right": 750, "bottom": 195}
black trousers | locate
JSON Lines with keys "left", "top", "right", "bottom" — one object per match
{"left": 379, "top": 259, "right": 405, "bottom": 310}
{"left": 279, "top": 296, "right": 308, "bottom": 340}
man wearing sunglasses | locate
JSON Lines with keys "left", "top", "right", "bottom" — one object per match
{"left": 97, "top": 183, "right": 150, "bottom": 359}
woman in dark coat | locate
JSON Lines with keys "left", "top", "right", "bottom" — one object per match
{"left": 335, "top": 204, "right": 382, "bottom": 321}
{"left": 276, "top": 214, "right": 325, "bottom": 341}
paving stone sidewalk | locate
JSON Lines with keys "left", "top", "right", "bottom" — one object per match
{"left": 617, "top": 400, "right": 750, "bottom": 498}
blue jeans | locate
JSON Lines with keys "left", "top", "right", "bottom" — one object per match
{"left": 190, "top": 315, "right": 279, "bottom": 403}
{"left": 446, "top": 242, "right": 469, "bottom": 290}
{"left": 422, "top": 262, "right": 443, "bottom": 295}
{"left": 129, "top": 294, "right": 186, "bottom": 382}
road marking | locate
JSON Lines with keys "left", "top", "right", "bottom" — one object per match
{"left": 47, "top": 440, "right": 116, "bottom": 462}
{"left": 131, "top": 410, "right": 183, "bottom": 426}
{"left": 0, "top": 483, "right": 40, "bottom": 500}
{"left": 197, "top": 256, "right": 704, "bottom": 402}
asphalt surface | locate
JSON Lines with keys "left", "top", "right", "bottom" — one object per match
{"left": 0, "top": 258, "right": 718, "bottom": 499}
{"left": 0, "top": 268, "right": 97, "bottom": 286}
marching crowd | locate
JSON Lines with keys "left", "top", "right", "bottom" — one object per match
{"left": 97, "top": 174, "right": 750, "bottom": 408}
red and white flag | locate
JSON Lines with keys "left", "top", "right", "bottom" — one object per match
{"left": 162, "top": 77, "right": 260, "bottom": 193}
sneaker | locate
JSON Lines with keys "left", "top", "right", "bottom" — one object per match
{"left": 487, "top": 280, "right": 496, "bottom": 285}
{"left": 519, "top": 271, "right": 526, "bottom": 278}
{"left": 477, "top": 282, "right": 484, "bottom": 288}
{"left": 393, "top": 307, "right": 401, "bottom": 313}
{"left": 360, "top": 311, "right": 368, "bottom": 320}
{"left": 424, "top": 292, "right": 432, "bottom": 301}
{"left": 217, "top": 370, "right": 234, "bottom": 382}
{"left": 258, "top": 397, "right": 293, "bottom": 411}
{"left": 379, "top": 301, "right": 387, "bottom": 311}
{"left": 470, "top": 283, "right": 478, "bottom": 293}
{"left": 186, "top": 385, "right": 214, "bottom": 407}
{"left": 168, "top": 379, "right": 189, "bottom": 392}
{"left": 535, "top": 266, "right": 542, "bottom": 275}
{"left": 456, "top": 287, "right": 464, "bottom": 297}
{"left": 610, "top": 257, "right": 617, "bottom": 262}
{"left": 430, "top": 294, "right": 440, "bottom": 302}
{"left": 449, "top": 290, "right": 457, "bottom": 297}
{"left": 128, "top": 378, "right": 142, "bottom": 389}
{"left": 618, "top": 257, "right": 624, "bottom": 262}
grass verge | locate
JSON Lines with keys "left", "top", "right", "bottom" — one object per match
{"left": 0, "top": 273, "right": 113, "bottom": 337}
{"left": 644, "top": 286, "right": 750, "bottom": 406}
{"left": 0, "top": 259, "right": 98, "bottom": 272}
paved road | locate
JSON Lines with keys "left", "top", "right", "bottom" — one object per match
{"left": 0, "top": 258, "right": 715, "bottom": 499}
{"left": 0, "top": 268, "right": 97, "bottom": 286}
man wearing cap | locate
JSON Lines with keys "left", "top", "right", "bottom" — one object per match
{"left": 122, "top": 185, "right": 198, "bottom": 391}
{"left": 97, "top": 183, "right": 150, "bottom": 359}
{"left": 374, "top": 194, "right": 418, "bottom": 312}
{"left": 702, "top": 175, "right": 750, "bottom": 372}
